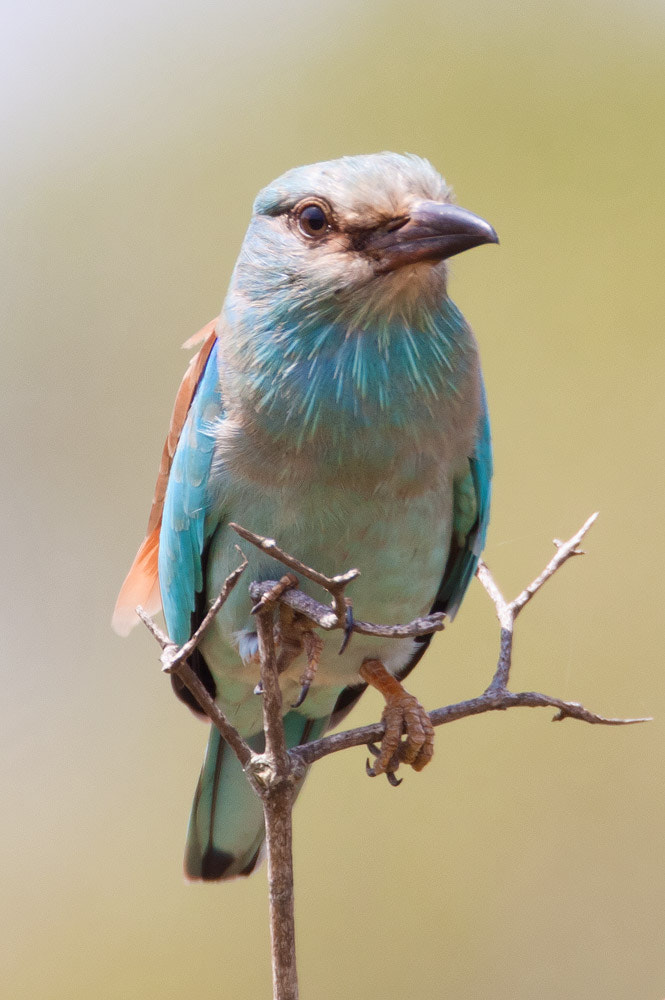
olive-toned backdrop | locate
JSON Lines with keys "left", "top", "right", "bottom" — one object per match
{"left": 2, "top": 1, "right": 664, "bottom": 996}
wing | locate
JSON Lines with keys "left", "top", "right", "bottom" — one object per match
{"left": 158, "top": 336, "right": 223, "bottom": 645}
{"left": 432, "top": 379, "right": 492, "bottom": 620}
{"left": 112, "top": 319, "right": 219, "bottom": 636}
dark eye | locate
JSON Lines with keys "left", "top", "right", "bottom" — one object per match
{"left": 297, "top": 202, "right": 331, "bottom": 239}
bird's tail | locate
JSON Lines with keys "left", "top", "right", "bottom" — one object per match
{"left": 184, "top": 712, "right": 327, "bottom": 881}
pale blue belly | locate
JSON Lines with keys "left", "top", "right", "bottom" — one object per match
{"left": 199, "top": 475, "right": 452, "bottom": 733}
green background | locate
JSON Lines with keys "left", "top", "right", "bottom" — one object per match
{"left": 3, "top": 1, "right": 664, "bottom": 996}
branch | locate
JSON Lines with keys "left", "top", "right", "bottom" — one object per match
{"left": 138, "top": 554, "right": 302, "bottom": 1000}
{"left": 140, "top": 512, "right": 648, "bottom": 778}
{"left": 138, "top": 511, "right": 648, "bottom": 1000}
{"left": 248, "top": 579, "right": 445, "bottom": 639}
{"left": 137, "top": 550, "right": 257, "bottom": 772}
{"left": 254, "top": 609, "right": 299, "bottom": 1000}
{"left": 512, "top": 510, "right": 599, "bottom": 618}
{"left": 475, "top": 509, "right": 599, "bottom": 691}
{"left": 292, "top": 689, "right": 648, "bottom": 769}
{"left": 290, "top": 513, "right": 649, "bottom": 771}
{"left": 230, "top": 522, "right": 358, "bottom": 628}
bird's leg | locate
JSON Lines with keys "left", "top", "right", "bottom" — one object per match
{"left": 253, "top": 574, "right": 300, "bottom": 693}
{"left": 360, "top": 658, "right": 435, "bottom": 777}
{"left": 292, "top": 629, "right": 324, "bottom": 708}
{"left": 275, "top": 601, "right": 324, "bottom": 707}
{"left": 274, "top": 603, "right": 304, "bottom": 676}
{"left": 251, "top": 571, "right": 324, "bottom": 706}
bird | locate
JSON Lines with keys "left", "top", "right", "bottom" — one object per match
{"left": 113, "top": 152, "right": 497, "bottom": 881}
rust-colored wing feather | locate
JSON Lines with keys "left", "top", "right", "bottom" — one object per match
{"left": 112, "top": 320, "right": 218, "bottom": 636}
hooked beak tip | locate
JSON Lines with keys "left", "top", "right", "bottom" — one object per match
{"left": 368, "top": 201, "right": 499, "bottom": 272}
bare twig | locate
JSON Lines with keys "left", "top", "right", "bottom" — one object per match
{"left": 292, "top": 513, "right": 648, "bottom": 770}
{"left": 137, "top": 551, "right": 256, "bottom": 771}
{"left": 291, "top": 690, "right": 648, "bottom": 770}
{"left": 248, "top": 580, "right": 445, "bottom": 639}
{"left": 475, "top": 510, "right": 599, "bottom": 692}
{"left": 171, "top": 547, "right": 250, "bottom": 662}
{"left": 138, "top": 512, "right": 648, "bottom": 1000}
{"left": 139, "top": 553, "right": 302, "bottom": 997}
{"left": 254, "top": 609, "right": 299, "bottom": 1000}
{"left": 511, "top": 511, "right": 599, "bottom": 618}
{"left": 230, "top": 522, "right": 358, "bottom": 627}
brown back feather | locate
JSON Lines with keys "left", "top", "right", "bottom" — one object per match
{"left": 112, "top": 321, "right": 218, "bottom": 635}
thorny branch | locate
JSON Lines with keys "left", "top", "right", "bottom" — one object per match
{"left": 138, "top": 512, "right": 648, "bottom": 1000}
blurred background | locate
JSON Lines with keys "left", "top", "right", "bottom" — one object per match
{"left": 2, "top": 0, "right": 664, "bottom": 996}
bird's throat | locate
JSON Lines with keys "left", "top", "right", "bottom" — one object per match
{"left": 215, "top": 296, "right": 481, "bottom": 489}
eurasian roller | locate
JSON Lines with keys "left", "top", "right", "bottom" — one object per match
{"left": 113, "top": 152, "right": 497, "bottom": 880}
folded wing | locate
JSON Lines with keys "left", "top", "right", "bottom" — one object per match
{"left": 112, "top": 320, "right": 219, "bottom": 636}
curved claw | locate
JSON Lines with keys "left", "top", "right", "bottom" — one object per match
{"left": 367, "top": 744, "right": 402, "bottom": 784}
{"left": 338, "top": 601, "right": 355, "bottom": 655}
{"left": 291, "top": 681, "right": 311, "bottom": 709}
{"left": 359, "top": 658, "right": 435, "bottom": 776}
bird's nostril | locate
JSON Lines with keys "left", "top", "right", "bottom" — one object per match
{"left": 384, "top": 214, "right": 410, "bottom": 233}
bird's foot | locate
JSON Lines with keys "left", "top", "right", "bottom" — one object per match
{"left": 360, "top": 658, "right": 434, "bottom": 780}
{"left": 291, "top": 629, "right": 324, "bottom": 708}
{"left": 249, "top": 575, "right": 326, "bottom": 708}
{"left": 252, "top": 576, "right": 300, "bottom": 693}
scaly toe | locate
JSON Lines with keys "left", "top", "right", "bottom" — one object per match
{"left": 411, "top": 737, "right": 435, "bottom": 772}
{"left": 400, "top": 701, "right": 435, "bottom": 771}
{"left": 397, "top": 696, "right": 434, "bottom": 766}
{"left": 359, "top": 658, "right": 435, "bottom": 779}
{"left": 372, "top": 702, "right": 406, "bottom": 775}
{"left": 372, "top": 697, "right": 434, "bottom": 775}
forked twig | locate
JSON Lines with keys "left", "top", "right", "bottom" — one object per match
{"left": 247, "top": 579, "right": 445, "bottom": 639}
{"left": 137, "top": 549, "right": 257, "bottom": 772}
{"left": 230, "top": 522, "right": 358, "bottom": 627}
{"left": 137, "top": 512, "right": 648, "bottom": 1000}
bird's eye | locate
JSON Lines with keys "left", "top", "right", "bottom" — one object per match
{"left": 296, "top": 202, "right": 331, "bottom": 239}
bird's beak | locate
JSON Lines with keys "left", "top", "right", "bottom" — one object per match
{"left": 367, "top": 201, "right": 499, "bottom": 274}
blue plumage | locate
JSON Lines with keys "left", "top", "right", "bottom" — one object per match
{"left": 123, "top": 153, "right": 497, "bottom": 880}
{"left": 159, "top": 340, "right": 223, "bottom": 646}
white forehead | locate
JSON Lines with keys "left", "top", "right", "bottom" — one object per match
{"left": 253, "top": 152, "right": 451, "bottom": 224}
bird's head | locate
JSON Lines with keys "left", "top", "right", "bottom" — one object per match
{"left": 219, "top": 153, "right": 497, "bottom": 448}
{"left": 230, "top": 152, "right": 497, "bottom": 324}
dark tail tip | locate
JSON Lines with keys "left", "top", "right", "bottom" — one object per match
{"left": 198, "top": 846, "right": 236, "bottom": 881}
{"left": 186, "top": 844, "right": 263, "bottom": 882}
